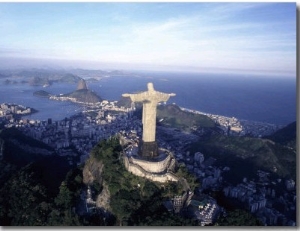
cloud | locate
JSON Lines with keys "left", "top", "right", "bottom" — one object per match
{"left": 0, "top": 3, "right": 295, "bottom": 76}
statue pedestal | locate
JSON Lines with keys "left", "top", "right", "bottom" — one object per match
{"left": 138, "top": 140, "right": 158, "bottom": 158}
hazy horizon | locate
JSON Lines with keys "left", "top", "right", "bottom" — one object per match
{"left": 0, "top": 2, "right": 296, "bottom": 77}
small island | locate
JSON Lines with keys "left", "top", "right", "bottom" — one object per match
{"left": 33, "top": 90, "right": 51, "bottom": 98}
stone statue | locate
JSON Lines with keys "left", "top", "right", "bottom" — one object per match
{"left": 123, "top": 82, "right": 175, "bottom": 158}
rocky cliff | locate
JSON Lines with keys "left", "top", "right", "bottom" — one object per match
{"left": 77, "top": 78, "right": 88, "bottom": 90}
{"left": 64, "top": 89, "right": 102, "bottom": 104}
{"left": 96, "top": 181, "right": 111, "bottom": 210}
{"left": 82, "top": 156, "right": 103, "bottom": 185}
{"left": 59, "top": 78, "right": 102, "bottom": 104}
{"left": 82, "top": 156, "right": 111, "bottom": 211}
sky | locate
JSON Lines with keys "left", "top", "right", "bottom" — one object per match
{"left": 0, "top": 2, "right": 297, "bottom": 76}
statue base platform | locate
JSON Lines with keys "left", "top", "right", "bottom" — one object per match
{"left": 138, "top": 141, "right": 158, "bottom": 159}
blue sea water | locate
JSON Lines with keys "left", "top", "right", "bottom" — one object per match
{"left": 0, "top": 71, "right": 296, "bottom": 126}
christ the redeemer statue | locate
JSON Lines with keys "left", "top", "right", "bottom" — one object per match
{"left": 123, "top": 82, "right": 175, "bottom": 158}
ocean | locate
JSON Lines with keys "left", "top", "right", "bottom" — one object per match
{"left": 0, "top": 71, "right": 296, "bottom": 126}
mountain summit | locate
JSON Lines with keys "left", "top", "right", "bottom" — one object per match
{"left": 50, "top": 78, "right": 102, "bottom": 104}
{"left": 77, "top": 78, "right": 88, "bottom": 90}
{"left": 64, "top": 79, "right": 102, "bottom": 104}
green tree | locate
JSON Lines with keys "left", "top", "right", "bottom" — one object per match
{"left": 0, "top": 164, "right": 52, "bottom": 225}
{"left": 110, "top": 190, "right": 131, "bottom": 226}
{"left": 54, "top": 181, "right": 72, "bottom": 208}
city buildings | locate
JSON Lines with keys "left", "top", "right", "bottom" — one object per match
{"left": 0, "top": 101, "right": 296, "bottom": 226}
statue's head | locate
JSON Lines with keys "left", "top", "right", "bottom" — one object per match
{"left": 147, "top": 82, "right": 154, "bottom": 91}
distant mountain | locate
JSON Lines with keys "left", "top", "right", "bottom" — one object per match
{"left": 77, "top": 78, "right": 88, "bottom": 90}
{"left": 156, "top": 104, "right": 216, "bottom": 129}
{"left": 58, "top": 73, "right": 81, "bottom": 83}
{"left": 2, "top": 68, "right": 134, "bottom": 87}
{"left": 264, "top": 121, "right": 296, "bottom": 149}
{"left": 9, "top": 69, "right": 81, "bottom": 86}
{"left": 116, "top": 96, "right": 132, "bottom": 108}
{"left": 86, "top": 77, "right": 99, "bottom": 82}
{"left": 18, "top": 69, "right": 60, "bottom": 78}
{"left": 59, "top": 78, "right": 102, "bottom": 104}
{"left": 29, "top": 73, "right": 81, "bottom": 85}
{"left": 188, "top": 134, "right": 296, "bottom": 182}
{"left": 63, "top": 89, "right": 102, "bottom": 104}
{"left": 116, "top": 100, "right": 217, "bottom": 131}
{"left": 68, "top": 68, "right": 109, "bottom": 78}
{"left": 29, "top": 76, "right": 51, "bottom": 86}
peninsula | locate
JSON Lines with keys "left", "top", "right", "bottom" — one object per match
{"left": 50, "top": 79, "right": 102, "bottom": 105}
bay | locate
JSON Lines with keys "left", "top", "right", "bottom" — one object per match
{"left": 0, "top": 71, "right": 296, "bottom": 126}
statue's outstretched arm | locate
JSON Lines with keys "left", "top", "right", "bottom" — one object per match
{"left": 122, "top": 91, "right": 148, "bottom": 102}
{"left": 122, "top": 93, "right": 131, "bottom": 98}
{"left": 156, "top": 92, "right": 176, "bottom": 102}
